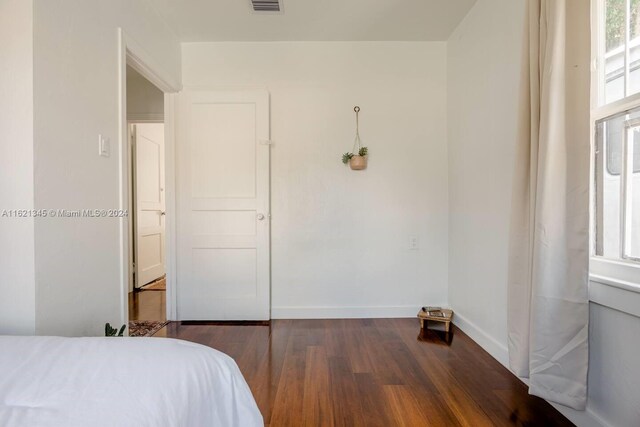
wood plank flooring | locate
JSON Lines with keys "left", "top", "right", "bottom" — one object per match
{"left": 128, "top": 290, "right": 166, "bottom": 322}
{"left": 162, "top": 319, "right": 572, "bottom": 426}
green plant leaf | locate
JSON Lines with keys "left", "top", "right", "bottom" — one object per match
{"left": 105, "top": 322, "right": 115, "bottom": 336}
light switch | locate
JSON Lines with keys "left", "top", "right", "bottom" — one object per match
{"left": 98, "top": 135, "right": 110, "bottom": 158}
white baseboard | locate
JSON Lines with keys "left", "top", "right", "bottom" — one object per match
{"left": 451, "top": 312, "right": 509, "bottom": 367}
{"left": 549, "top": 403, "right": 611, "bottom": 427}
{"left": 271, "top": 305, "right": 439, "bottom": 319}
{"left": 452, "top": 312, "right": 607, "bottom": 427}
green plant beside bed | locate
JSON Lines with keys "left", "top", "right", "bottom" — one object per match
{"left": 105, "top": 323, "right": 126, "bottom": 337}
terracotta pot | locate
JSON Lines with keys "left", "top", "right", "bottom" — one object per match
{"left": 349, "top": 155, "right": 367, "bottom": 170}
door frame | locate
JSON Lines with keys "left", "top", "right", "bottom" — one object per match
{"left": 118, "top": 28, "right": 181, "bottom": 329}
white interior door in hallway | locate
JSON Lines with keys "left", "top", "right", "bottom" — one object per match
{"left": 176, "top": 91, "right": 270, "bottom": 320}
{"left": 133, "top": 123, "right": 166, "bottom": 288}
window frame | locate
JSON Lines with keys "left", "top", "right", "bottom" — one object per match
{"left": 622, "top": 118, "right": 640, "bottom": 262}
{"left": 591, "top": 0, "right": 640, "bottom": 290}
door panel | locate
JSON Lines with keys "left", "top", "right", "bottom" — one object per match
{"left": 177, "top": 91, "right": 270, "bottom": 320}
{"left": 134, "top": 123, "right": 166, "bottom": 287}
{"left": 191, "top": 211, "right": 257, "bottom": 236}
{"left": 191, "top": 249, "right": 257, "bottom": 298}
{"left": 191, "top": 103, "right": 257, "bottom": 198}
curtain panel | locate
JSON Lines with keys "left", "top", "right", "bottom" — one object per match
{"left": 507, "top": 0, "right": 591, "bottom": 410}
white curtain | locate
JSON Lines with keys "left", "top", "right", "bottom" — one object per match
{"left": 507, "top": 0, "right": 591, "bottom": 410}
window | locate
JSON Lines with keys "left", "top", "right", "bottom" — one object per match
{"left": 600, "top": 0, "right": 640, "bottom": 104}
{"left": 595, "top": 107, "right": 640, "bottom": 261}
{"left": 592, "top": 0, "right": 640, "bottom": 285}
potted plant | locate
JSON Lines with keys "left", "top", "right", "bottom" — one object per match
{"left": 342, "top": 146, "right": 368, "bottom": 170}
{"left": 341, "top": 106, "right": 369, "bottom": 170}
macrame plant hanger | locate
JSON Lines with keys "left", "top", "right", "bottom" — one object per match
{"left": 352, "top": 106, "right": 362, "bottom": 155}
{"left": 347, "top": 106, "right": 367, "bottom": 170}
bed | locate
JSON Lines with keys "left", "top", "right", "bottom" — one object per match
{"left": 0, "top": 336, "right": 263, "bottom": 427}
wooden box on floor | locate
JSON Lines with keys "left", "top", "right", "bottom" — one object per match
{"left": 418, "top": 309, "right": 453, "bottom": 333}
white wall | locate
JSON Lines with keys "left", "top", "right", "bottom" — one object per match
{"left": 447, "top": 0, "right": 526, "bottom": 358}
{"left": 182, "top": 42, "right": 449, "bottom": 318}
{"left": 127, "top": 65, "right": 164, "bottom": 121}
{"left": 588, "top": 301, "right": 640, "bottom": 427}
{"left": 0, "top": 0, "right": 36, "bottom": 335}
{"left": 32, "top": 0, "right": 181, "bottom": 336}
{"left": 447, "top": 1, "right": 640, "bottom": 426}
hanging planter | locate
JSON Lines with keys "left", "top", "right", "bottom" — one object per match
{"left": 341, "top": 106, "right": 368, "bottom": 170}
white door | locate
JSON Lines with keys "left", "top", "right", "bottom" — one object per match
{"left": 177, "top": 91, "right": 270, "bottom": 320}
{"left": 133, "top": 123, "right": 166, "bottom": 287}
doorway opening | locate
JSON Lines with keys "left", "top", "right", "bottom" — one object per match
{"left": 118, "top": 29, "right": 180, "bottom": 336}
{"left": 126, "top": 66, "right": 168, "bottom": 336}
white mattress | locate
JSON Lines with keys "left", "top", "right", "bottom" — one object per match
{"left": 0, "top": 336, "right": 263, "bottom": 427}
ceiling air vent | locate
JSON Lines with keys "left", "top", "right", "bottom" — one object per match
{"left": 250, "top": 0, "right": 282, "bottom": 13}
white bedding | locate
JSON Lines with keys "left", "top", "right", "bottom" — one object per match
{"left": 0, "top": 336, "right": 263, "bottom": 427}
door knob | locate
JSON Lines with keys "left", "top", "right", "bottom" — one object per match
{"left": 257, "top": 213, "right": 265, "bottom": 221}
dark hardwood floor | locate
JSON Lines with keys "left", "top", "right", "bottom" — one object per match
{"left": 162, "top": 319, "right": 572, "bottom": 426}
{"left": 128, "top": 290, "right": 166, "bottom": 322}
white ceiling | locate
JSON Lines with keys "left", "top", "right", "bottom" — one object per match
{"left": 149, "top": 0, "right": 477, "bottom": 42}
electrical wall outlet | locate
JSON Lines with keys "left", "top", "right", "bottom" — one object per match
{"left": 98, "top": 134, "right": 110, "bottom": 157}
{"left": 409, "top": 236, "right": 419, "bottom": 250}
